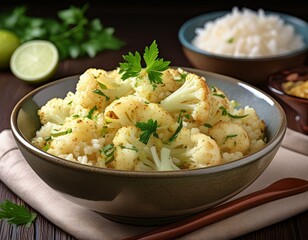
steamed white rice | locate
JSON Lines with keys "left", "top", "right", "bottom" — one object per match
{"left": 192, "top": 7, "right": 305, "bottom": 58}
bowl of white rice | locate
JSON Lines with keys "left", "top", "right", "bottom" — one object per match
{"left": 179, "top": 7, "right": 308, "bottom": 85}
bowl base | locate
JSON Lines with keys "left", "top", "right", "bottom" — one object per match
{"left": 97, "top": 211, "right": 194, "bottom": 226}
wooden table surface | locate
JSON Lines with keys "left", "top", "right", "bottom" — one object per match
{"left": 1, "top": 1, "right": 307, "bottom": 239}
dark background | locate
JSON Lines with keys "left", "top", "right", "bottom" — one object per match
{"left": 2, "top": 1, "right": 307, "bottom": 72}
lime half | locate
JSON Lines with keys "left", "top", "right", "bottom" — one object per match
{"left": 10, "top": 40, "right": 59, "bottom": 83}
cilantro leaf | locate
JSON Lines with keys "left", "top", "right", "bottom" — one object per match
{"left": 136, "top": 119, "right": 159, "bottom": 144}
{"left": 119, "top": 40, "right": 170, "bottom": 87}
{"left": 0, "top": 200, "right": 37, "bottom": 227}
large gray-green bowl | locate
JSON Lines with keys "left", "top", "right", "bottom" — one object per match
{"left": 10, "top": 68, "right": 286, "bottom": 226}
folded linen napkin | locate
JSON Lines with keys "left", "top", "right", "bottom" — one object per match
{"left": 0, "top": 129, "right": 307, "bottom": 240}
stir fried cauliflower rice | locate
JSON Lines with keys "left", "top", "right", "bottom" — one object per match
{"left": 32, "top": 67, "right": 266, "bottom": 171}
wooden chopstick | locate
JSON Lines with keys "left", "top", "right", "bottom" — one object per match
{"left": 123, "top": 178, "right": 308, "bottom": 240}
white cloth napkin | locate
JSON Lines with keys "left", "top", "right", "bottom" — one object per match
{"left": 0, "top": 129, "right": 307, "bottom": 240}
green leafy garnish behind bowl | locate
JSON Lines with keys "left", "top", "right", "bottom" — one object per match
{"left": 0, "top": 4, "right": 124, "bottom": 60}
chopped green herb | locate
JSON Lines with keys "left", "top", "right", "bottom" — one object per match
{"left": 119, "top": 40, "right": 170, "bottom": 88}
{"left": 98, "top": 81, "right": 107, "bottom": 90}
{"left": 50, "top": 128, "right": 72, "bottom": 137}
{"left": 100, "top": 144, "right": 115, "bottom": 164}
{"left": 227, "top": 37, "right": 234, "bottom": 43}
{"left": 119, "top": 145, "right": 138, "bottom": 152}
{"left": 178, "top": 110, "right": 189, "bottom": 120}
{"left": 174, "top": 72, "right": 187, "bottom": 82}
{"left": 219, "top": 106, "right": 249, "bottom": 119}
{"left": 136, "top": 119, "right": 159, "bottom": 144}
{"left": 213, "top": 93, "right": 226, "bottom": 98}
{"left": 223, "top": 134, "right": 238, "bottom": 144}
{"left": 204, "top": 123, "right": 213, "bottom": 128}
{"left": 93, "top": 81, "right": 110, "bottom": 100}
{"left": 93, "top": 89, "right": 110, "bottom": 101}
{"left": 167, "top": 111, "right": 185, "bottom": 143}
{"left": 220, "top": 106, "right": 228, "bottom": 116}
{"left": 87, "top": 106, "right": 97, "bottom": 119}
{"left": 167, "top": 118, "right": 183, "bottom": 143}
{"left": 44, "top": 136, "right": 52, "bottom": 141}
{"left": 0, "top": 200, "right": 37, "bottom": 227}
{"left": 211, "top": 86, "right": 225, "bottom": 98}
{"left": 211, "top": 86, "right": 217, "bottom": 93}
{"left": 42, "top": 143, "right": 50, "bottom": 151}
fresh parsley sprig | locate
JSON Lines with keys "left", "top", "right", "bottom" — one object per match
{"left": 136, "top": 119, "right": 159, "bottom": 144}
{"left": 0, "top": 5, "right": 124, "bottom": 59}
{"left": 119, "top": 40, "right": 170, "bottom": 88}
{"left": 0, "top": 200, "right": 37, "bottom": 227}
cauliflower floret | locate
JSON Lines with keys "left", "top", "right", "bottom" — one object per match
{"left": 110, "top": 126, "right": 147, "bottom": 170}
{"left": 74, "top": 68, "right": 134, "bottom": 113}
{"left": 205, "top": 86, "right": 233, "bottom": 127}
{"left": 38, "top": 92, "right": 74, "bottom": 125}
{"left": 46, "top": 116, "right": 104, "bottom": 160}
{"left": 148, "top": 146, "right": 180, "bottom": 171}
{"left": 160, "top": 72, "right": 211, "bottom": 125}
{"left": 169, "top": 127, "right": 221, "bottom": 169}
{"left": 104, "top": 95, "right": 178, "bottom": 142}
{"left": 32, "top": 122, "right": 61, "bottom": 148}
{"left": 104, "top": 95, "right": 146, "bottom": 129}
{"left": 135, "top": 102, "right": 178, "bottom": 142}
{"left": 110, "top": 126, "right": 180, "bottom": 171}
{"left": 131, "top": 68, "right": 183, "bottom": 103}
{"left": 208, "top": 121, "right": 250, "bottom": 154}
{"left": 231, "top": 107, "right": 266, "bottom": 142}
{"left": 187, "top": 133, "right": 222, "bottom": 168}
{"left": 231, "top": 106, "right": 266, "bottom": 154}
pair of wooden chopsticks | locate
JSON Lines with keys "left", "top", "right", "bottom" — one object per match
{"left": 124, "top": 178, "right": 308, "bottom": 240}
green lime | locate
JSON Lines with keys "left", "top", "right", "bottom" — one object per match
{"left": 10, "top": 40, "right": 59, "bottom": 83}
{"left": 0, "top": 30, "right": 21, "bottom": 69}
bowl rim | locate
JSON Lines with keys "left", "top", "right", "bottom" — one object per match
{"left": 178, "top": 10, "right": 308, "bottom": 61}
{"left": 10, "top": 70, "right": 287, "bottom": 178}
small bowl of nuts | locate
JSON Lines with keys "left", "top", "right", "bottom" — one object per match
{"left": 268, "top": 64, "right": 308, "bottom": 134}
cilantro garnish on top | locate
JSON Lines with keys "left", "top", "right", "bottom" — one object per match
{"left": 119, "top": 40, "right": 170, "bottom": 88}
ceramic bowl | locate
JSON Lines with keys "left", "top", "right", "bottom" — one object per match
{"left": 10, "top": 68, "right": 286, "bottom": 226}
{"left": 268, "top": 65, "right": 308, "bottom": 134}
{"left": 178, "top": 11, "right": 308, "bottom": 85}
